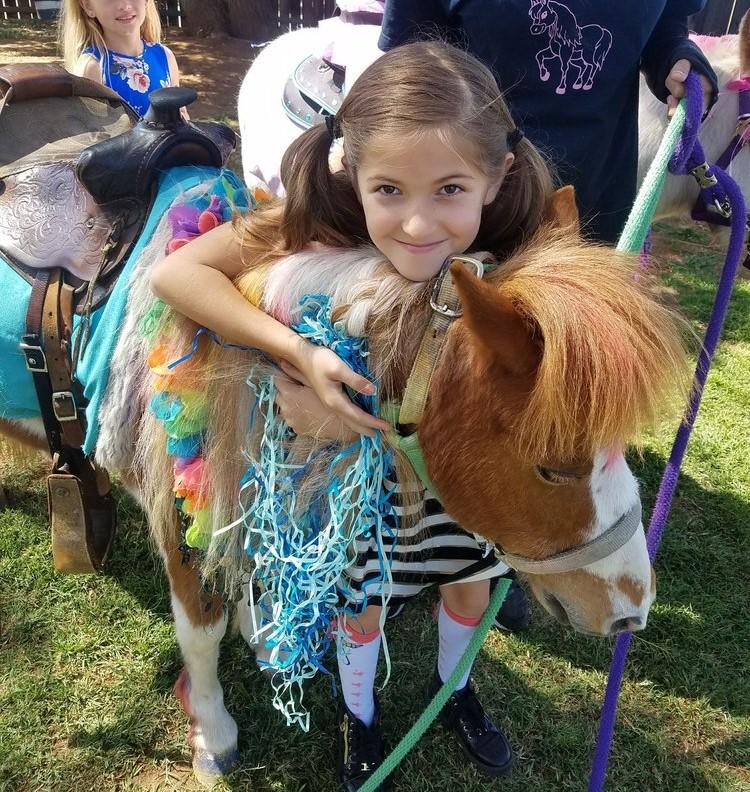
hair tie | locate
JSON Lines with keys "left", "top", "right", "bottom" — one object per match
{"left": 324, "top": 114, "right": 340, "bottom": 140}
{"left": 507, "top": 127, "right": 524, "bottom": 150}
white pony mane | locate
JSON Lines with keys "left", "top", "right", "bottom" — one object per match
{"left": 260, "top": 245, "right": 428, "bottom": 338}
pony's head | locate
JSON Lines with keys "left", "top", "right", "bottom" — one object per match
{"left": 529, "top": 0, "right": 553, "bottom": 35}
{"left": 418, "top": 189, "right": 691, "bottom": 636}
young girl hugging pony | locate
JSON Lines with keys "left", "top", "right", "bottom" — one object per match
{"left": 151, "top": 41, "right": 554, "bottom": 790}
{"left": 59, "top": 0, "right": 182, "bottom": 118}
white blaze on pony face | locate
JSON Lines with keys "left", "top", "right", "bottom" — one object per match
{"left": 529, "top": 450, "right": 655, "bottom": 636}
{"left": 585, "top": 450, "right": 654, "bottom": 628}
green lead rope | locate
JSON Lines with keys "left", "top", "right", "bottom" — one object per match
{"left": 359, "top": 577, "right": 511, "bottom": 792}
{"left": 616, "top": 101, "right": 687, "bottom": 255}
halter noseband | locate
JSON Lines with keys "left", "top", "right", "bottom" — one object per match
{"left": 494, "top": 501, "right": 642, "bottom": 574}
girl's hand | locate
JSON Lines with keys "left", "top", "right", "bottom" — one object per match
{"left": 275, "top": 372, "right": 358, "bottom": 443}
{"left": 665, "top": 59, "right": 713, "bottom": 118}
{"left": 280, "top": 354, "right": 390, "bottom": 438}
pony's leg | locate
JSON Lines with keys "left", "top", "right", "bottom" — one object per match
{"left": 571, "top": 58, "right": 587, "bottom": 89}
{"left": 556, "top": 43, "right": 574, "bottom": 94}
{"left": 163, "top": 530, "right": 239, "bottom": 786}
{"left": 536, "top": 46, "right": 554, "bottom": 81}
{"left": 236, "top": 585, "right": 286, "bottom": 671}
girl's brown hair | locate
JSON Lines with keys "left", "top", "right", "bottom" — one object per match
{"left": 237, "top": 40, "right": 553, "bottom": 268}
{"left": 59, "top": 0, "right": 162, "bottom": 73}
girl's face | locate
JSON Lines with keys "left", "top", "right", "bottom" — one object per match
{"left": 79, "top": 0, "right": 147, "bottom": 40}
{"left": 354, "top": 130, "right": 512, "bottom": 282}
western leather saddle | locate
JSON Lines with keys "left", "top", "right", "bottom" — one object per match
{"left": 0, "top": 63, "right": 235, "bottom": 573}
{"left": 283, "top": 55, "right": 344, "bottom": 130}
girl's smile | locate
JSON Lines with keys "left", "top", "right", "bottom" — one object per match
{"left": 396, "top": 239, "right": 449, "bottom": 253}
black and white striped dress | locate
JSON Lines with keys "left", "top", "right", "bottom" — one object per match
{"left": 340, "top": 480, "right": 509, "bottom": 611}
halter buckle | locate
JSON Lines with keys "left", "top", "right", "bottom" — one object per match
{"left": 429, "top": 255, "right": 485, "bottom": 318}
{"left": 712, "top": 197, "right": 732, "bottom": 218}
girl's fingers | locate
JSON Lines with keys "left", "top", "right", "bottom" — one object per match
{"left": 330, "top": 392, "right": 390, "bottom": 434}
{"left": 336, "top": 366, "right": 376, "bottom": 395}
{"left": 279, "top": 358, "right": 310, "bottom": 387}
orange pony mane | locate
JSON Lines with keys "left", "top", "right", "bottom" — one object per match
{"left": 477, "top": 227, "right": 693, "bottom": 462}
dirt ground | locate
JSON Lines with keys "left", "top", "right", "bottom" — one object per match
{"left": 0, "top": 21, "right": 253, "bottom": 124}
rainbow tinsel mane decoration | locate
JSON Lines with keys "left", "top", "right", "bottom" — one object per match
{"left": 143, "top": 184, "right": 398, "bottom": 730}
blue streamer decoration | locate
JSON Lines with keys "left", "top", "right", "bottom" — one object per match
{"left": 235, "top": 294, "right": 397, "bottom": 731}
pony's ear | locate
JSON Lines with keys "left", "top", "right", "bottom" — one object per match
{"left": 544, "top": 185, "right": 579, "bottom": 233}
{"left": 741, "top": 11, "right": 750, "bottom": 76}
{"left": 451, "top": 262, "right": 541, "bottom": 376}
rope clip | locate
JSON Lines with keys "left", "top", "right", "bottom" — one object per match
{"left": 689, "top": 161, "right": 718, "bottom": 189}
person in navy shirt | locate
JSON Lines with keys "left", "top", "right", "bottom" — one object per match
{"left": 379, "top": 0, "right": 717, "bottom": 242}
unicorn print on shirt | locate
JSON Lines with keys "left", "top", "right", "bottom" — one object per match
{"left": 529, "top": 0, "right": 613, "bottom": 95}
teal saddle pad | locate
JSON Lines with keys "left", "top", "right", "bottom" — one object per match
{"left": 0, "top": 165, "right": 243, "bottom": 455}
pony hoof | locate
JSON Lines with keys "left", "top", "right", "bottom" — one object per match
{"left": 193, "top": 747, "right": 239, "bottom": 787}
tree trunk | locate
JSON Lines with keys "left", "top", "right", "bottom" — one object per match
{"left": 226, "top": 0, "right": 278, "bottom": 44}
{"left": 181, "top": 0, "right": 229, "bottom": 36}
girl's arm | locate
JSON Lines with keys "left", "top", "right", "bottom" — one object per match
{"left": 164, "top": 46, "right": 180, "bottom": 86}
{"left": 163, "top": 46, "right": 189, "bottom": 119}
{"left": 73, "top": 54, "right": 103, "bottom": 84}
{"left": 150, "top": 222, "right": 389, "bottom": 436}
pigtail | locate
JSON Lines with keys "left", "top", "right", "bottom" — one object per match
{"left": 279, "top": 122, "right": 367, "bottom": 250}
{"left": 477, "top": 138, "right": 554, "bottom": 258}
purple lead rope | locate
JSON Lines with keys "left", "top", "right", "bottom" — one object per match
{"left": 588, "top": 71, "right": 746, "bottom": 792}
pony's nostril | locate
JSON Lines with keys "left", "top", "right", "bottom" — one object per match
{"left": 610, "top": 616, "right": 643, "bottom": 634}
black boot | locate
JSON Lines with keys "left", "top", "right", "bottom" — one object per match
{"left": 492, "top": 570, "right": 531, "bottom": 632}
{"left": 337, "top": 697, "right": 389, "bottom": 791}
{"left": 427, "top": 669, "right": 514, "bottom": 777}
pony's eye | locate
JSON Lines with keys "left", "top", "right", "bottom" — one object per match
{"left": 534, "top": 466, "right": 579, "bottom": 485}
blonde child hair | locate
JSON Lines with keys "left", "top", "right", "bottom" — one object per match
{"left": 59, "top": 0, "right": 162, "bottom": 72}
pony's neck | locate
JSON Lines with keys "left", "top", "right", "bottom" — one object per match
{"left": 258, "top": 244, "right": 431, "bottom": 400}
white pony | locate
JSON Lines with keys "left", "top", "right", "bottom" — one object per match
{"left": 240, "top": 14, "right": 750, "bottom": 224}
{"left": 239, "top": 13, "right": 382, "bottom": 195}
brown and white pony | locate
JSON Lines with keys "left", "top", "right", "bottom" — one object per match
{"left": 105, "top": 188, "right": 689, "bottom": 782}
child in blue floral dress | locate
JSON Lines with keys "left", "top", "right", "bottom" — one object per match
{"left": 59, "top": 0, "right": 183, "bottom": 118}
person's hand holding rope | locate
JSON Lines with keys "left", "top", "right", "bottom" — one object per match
{"left": 666, "top": 59, "right": 714, "bottom": 118}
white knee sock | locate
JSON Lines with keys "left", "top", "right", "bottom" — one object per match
{"left": 336, "top": 620, "right": 381, "bottom": 727}
{"left": 437, "top": 600, "right": 481, "bottom": 692}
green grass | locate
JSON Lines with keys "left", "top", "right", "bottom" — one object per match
{"left": 1, "top": 229, "right": 749, "bottom": 791}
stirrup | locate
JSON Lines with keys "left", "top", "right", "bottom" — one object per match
{"left": 48, "top": 463, "right": 116, "bottom": 573}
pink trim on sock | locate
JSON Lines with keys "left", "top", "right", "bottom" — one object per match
{"left": 338, "top": 619, "right": 382, "bottom": 644}
{"left": 442, "top": 601, "right": 481, "bottom": 627}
